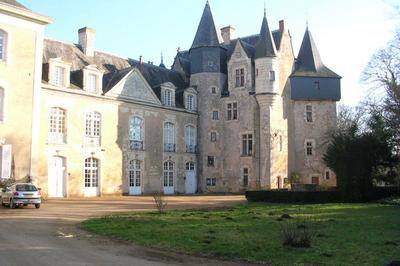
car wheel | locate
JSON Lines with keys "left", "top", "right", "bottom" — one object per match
{"left": 9, "top": 199, "right": 14, "bottom": 209}
{"left": 35, "top": 204, "right": 40, "bottom": 209}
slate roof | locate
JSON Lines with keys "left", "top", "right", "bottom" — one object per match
{"left": 0, "top": 0, "right": 28, "bottom": 10}
{"left": 255, "top": 12, "right": 277, "bottom": 58}
{"left": 191, "top": 1, "right": 220, "bottom": 49}
{"left": 43, "top": 39, "right": 189, "bottom": 105}
{"left": 291, "top": 28, "right": 340, "bottom": 78}
{"left": 226, "top": 39, "right": 255, "bottom": 60}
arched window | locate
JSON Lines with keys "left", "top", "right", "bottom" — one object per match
{"left": 184, "top": 125, "right": 196, "bottom": 153}
{"left": 163, "top": 161, "right": 174, "bottom": 187}
{"left": 163, "top": 122, "right": 175, "bottom": 152}
{"left": 84, "top": 157, "right": 99, "bottom": 188}
{"left": 129, "top": 160, "right": 141, "bottom": 187}
{"left": 85, "top": 111, "right": 101, "bottom": 145}
{"left": 129, "top": 116, "right": 143, "bottom": 150}
{"left": 0, "top": 87, "right": 4, "bottom": 122}
{"left": 49, "top": 107, "right": 66, "bottom": 143}
{"left": 0, "top": 30, "right": 7, "bottom": 62}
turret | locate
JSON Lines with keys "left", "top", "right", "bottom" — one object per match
{"left": 189, "top": 1, "right": 226, "bottom": 74}
{"left": 254, "top": 10, "right": 279, "bottom": 95}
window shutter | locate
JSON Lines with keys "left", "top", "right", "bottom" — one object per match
{"left": 0, "top": 144, "right": 12, "bottom": 179}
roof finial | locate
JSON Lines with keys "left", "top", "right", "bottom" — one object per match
{"left": 161, "top": 52, "right": 164, "bottom": 64}
{"left": 306, "top": 12, "right": 309, "bottom": 29}
{"left": 264, "top": 0, "right": 266, "bottom": 17}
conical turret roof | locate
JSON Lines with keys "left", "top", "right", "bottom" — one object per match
{"left": 255, "top": 11, "right": 277, "bottom": 58}
{"left": 191, "top": 1, "right": 220, "bottom": 49}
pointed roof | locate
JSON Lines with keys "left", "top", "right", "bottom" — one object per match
{"left": 292, "top": 28, "right": 340, "bottom": 78}
{"left": 191, "top": 1, "right": 220, "bottom": 49}
{"left": 255, "top": 10, "right": 277, "bottom": 58}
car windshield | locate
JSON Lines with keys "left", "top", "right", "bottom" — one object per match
{"left": 16, "top": 184, "right": 37, "bottom": 192}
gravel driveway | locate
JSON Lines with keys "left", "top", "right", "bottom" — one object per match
{"left": 0, "top": 195, "right": 250, "bottom": 266}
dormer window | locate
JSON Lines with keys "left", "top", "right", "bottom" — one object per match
{"left": 164, "top": 89, "right": 173, "bottom": 106}
{"left": 235, "top": 68, "right": 245, "bottom": 87}
{"left": 185, "top": 94, "right": 197, "bottom": 111}
{"left": 54, "top": 66, "right": 65, "bottom": 87}
{"left": 83, "top": 65, "right": 103, "bottom": 94}
{"left": 49, "top": 58, "right": 71, "bottom": 88}
{"left": 0, "top": 30, "right": 7, "bottom": 62}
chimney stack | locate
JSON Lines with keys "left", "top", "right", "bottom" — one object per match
{"left": 220, "top": 25, "right": 236, "bottom": 45}
{"left": 78, "top": 27, "right": 96, "bottom": 57}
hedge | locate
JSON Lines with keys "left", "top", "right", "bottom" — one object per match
{"left": 245, "top": 186, "right": 400, "bottom": 203}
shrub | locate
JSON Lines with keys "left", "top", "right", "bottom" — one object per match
{"left": 281, "top": 218, "right": 314, "bottom": 248}
{"left": 153, "top": 192, "right": 168, "bottom": 214}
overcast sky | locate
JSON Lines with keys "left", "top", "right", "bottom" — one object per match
{"left": 20, "top": 0, "right": 399, "bottom": 106}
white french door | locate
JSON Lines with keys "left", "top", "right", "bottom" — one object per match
{"left": 48, "top": 156, "right": 65, "bottom": 197}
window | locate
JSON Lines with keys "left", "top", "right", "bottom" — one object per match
{"left": 210, "top": 131, "right": 217, "bottom": 142}
{"left": 235, "top": 68, "right": 245, "bottom": 87}
{"left": 207, "top": 156, "right": 215, "bottom": 167}
{"left": 212, "top": 111, "right": 219, "bottom": 121}
{"left": 49, "top": 107, "right": 66, "bottom": 143}
{"left": 242, "top": 134, "right": 253, "bottom": 156}
{"left": 164, "top": 122, "right": 175, "bottom": 152}
{"left": 256, "top": 68, "right": 259, "bottom": 77}
{"left": 53, "top": 66, "right": 66, "bottom": 87}
{"left": 211, "top": 87, "right": 217, "bottom": 94}
{"left": 129, "top": 160, "right": 141, "bottom": 187}
{"left": 325, "top": 170, "right": 330, "bottom": 180}
{"left": 0, "top": 87, "right": 4, "bottom": 122}
{"left": 227, "top": 102, "right": 238, "bottom": 120}
{"left": 129, "top": 116, "right": 144, "bottom": 150}
{"left": 186, "top": 161, "right": 195, "bottom": 171}
{"left": 185, "top": 125, "right": 196, "bottom": 153}
{"left": 306, "top": 141, "right": 314, "bottom": 156}
{"left": 279, "top": 135, "right": 283, "bottom": 152}
{"left": 0, "top": 30, "right": 6, "bottom": 61}
{"left": 163, "top": 161, "right": 174, "bottom": 187}
{"left": 163, "top": 89, "right": 174, "bottom": 107}
{"left": 306, "top": 105, "right": 313, "bottom": 123}
{"left": 243, "top": 168, "right": 249, "bottom": 187}
{"left": 87, "top": 74, "right": 97, "bottom": 93}
{"left": 206, "top": 178, "right": 216, "bottom": 186}
{"left": 85, "top": 111, "right": 101, "bottom": 145}
{"left": 314, "top": 81, "right": 320, "bottom": 90}
{"left": 84, "top": 157, "right": 99, "bottom": 188}
{"left": 186, "top": 94, "right": 196, "bottom": 111}
{"left": 269, "top": 70, "right": 275, "bottom": 81}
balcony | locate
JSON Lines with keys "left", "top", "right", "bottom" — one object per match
{"left": 48, "top": 133, "right": 66, "bottom": 144}
{"left": 129, "top": 140, "right": 144, "bottom": 151}
{"left": 186, "top": 144, "right": 197, "bottom": 153}
{"left": 164, "top": 143, "right": 176, "bottom": 152}
{"left": 84, "top": 136, "right": 100, "bottom": 146}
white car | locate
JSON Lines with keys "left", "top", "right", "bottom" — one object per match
{"left": 1, "top": 183, "right": 41, "bottom": 209}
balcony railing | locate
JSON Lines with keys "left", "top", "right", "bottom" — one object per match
{"left": 48, "top": 133, "right": 66, "bottom": 144}
{"left": 164, "top": 143, "right": 176, "bottom": 152}
{"left": 186, "top": 144, "right": 197, "bottom": 153}
{"left": 84, "top": 136, "right": 100, "bottom": 146}
{"left": 129, "top": 140, "right": 144, "bottom": 151}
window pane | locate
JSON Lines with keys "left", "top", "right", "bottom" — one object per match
{"left": 87, "top": 74, "right": 97, "bottom": 93}
{"left": 54, "top": 66, "right": 65, "bottom": 86}
{"left": 0, "top": 87, "right": 4, "bottom": 121}
{"left": 0, "top": 31, "right": 4, "bottom": 60}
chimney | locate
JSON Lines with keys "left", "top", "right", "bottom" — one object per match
{"left": 220, "top": 25, "right": 236, "bottom": 45}
{"left": 279, "top": 20, "right": 287, "bottom": 33}
{"left": 78, "top": 27, "right": 96, "bottom": 57}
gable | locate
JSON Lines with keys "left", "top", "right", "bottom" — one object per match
{"left": 105, "top": 69, "right": 161, "bottom": 105}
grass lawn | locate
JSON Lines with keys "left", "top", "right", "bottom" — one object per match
{"left": 82, "top": 203, "right": 400, "bottom": 265}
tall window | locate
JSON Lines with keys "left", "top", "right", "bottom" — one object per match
{"left": 227, "top": 102, "right": 238, "bottom": 120}
{"left": 210, "top": 131, "right": 217, "bottom": 142}
{"left": 129, "top": 160, "right": 141, "bottom": 187}
{"left": 84, "top": 157, "right": 99, "bottom": 188}
{"left": 242, "top": 134, "right": 253, "bottom": 156}
{"left": 87, "top": 74, "right": 97, "bottom": 93}
{"left": 0, "top": 87, "right": 4, "bottom": 122}
{"left": 269, "top": 70, "right": 276, "bottom": 81}
{"left": 85, "top": 111, "right": 101, "bottom": 145}
{"left": 306, "top": 141, "right": 314, "bottom": 156}
{"left": 186, "top": 94, "right": 196, "bottom": 111}
{"left": 207, "top": 156, "right": 215, "bottom": 167}
{"left": 185, "top": 125, "right": 196, "bottom": 153}
{"left": 212, "top": 110, "right": 219, "bottom": 121}
{"left": 53, "top": 66, "right": 65, "bottom": 87}
{"left": 129, "top": 116, "right": 143, "bottom": 150}
{"left": 163, "top": 89, "right": 173, "bottom": 106}
{"left": 0, "top": 30, "right": 6, "bottom": 61}
{"left": 49, "top": 107, "right": 66, "bottom": 143}
{"left": 235, "top": 68, "right": 245, "bottom": 87}
{"left": 243, "top": 168, "right": 249, "bottom": 187}
{"left": 306, "top": 105, "right": 313, "bottom": 122}
{"left": 163, "top": 161, "right": 174, "bottom": 187}
{"left": 164, "top": 122, "right": 175, "bottom": 152}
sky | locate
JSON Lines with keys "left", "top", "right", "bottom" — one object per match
{"left": 20, "top": 0, "right": 399, "bottom": 106}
